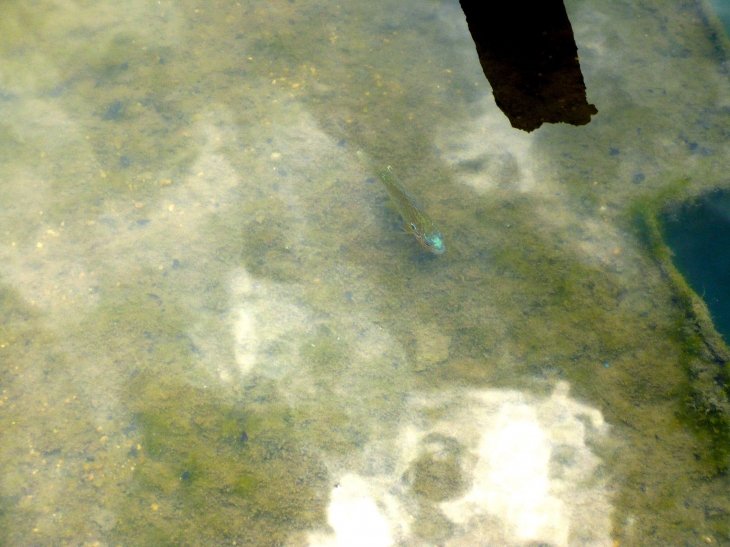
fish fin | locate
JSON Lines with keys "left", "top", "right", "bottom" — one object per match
{"left": 381, "top": 199, "right": 399, "bottom": 215}
{"left": 390, "top": 221, "right": 405, "bottom": 232}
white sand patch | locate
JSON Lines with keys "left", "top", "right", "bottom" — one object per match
{"left": 435, "top": 96, "right": 539, "bottom": 195}
{"left": 308, "top": 474, "right": 407, "bottom": 547}
{"left": 230, "top": 269, "right": 314, "bottom": 379}
{"left": 310, "top": 382, "right": 612, "bottom": 547}
{"left": 436, "top": 383, "right": 611, "bottom": 546}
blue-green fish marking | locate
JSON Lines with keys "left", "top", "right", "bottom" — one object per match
{"left": 357, "top": 151, "right": 445, "bottom": 254}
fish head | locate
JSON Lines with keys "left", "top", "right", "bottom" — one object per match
{"left": 419, "top": 229, "right": 445, "bottom": 254}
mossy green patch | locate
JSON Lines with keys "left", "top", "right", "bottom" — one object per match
{"left": 114, "top": 373, "right": 328, "bottom": 546}
{"left": 0, "top": 492, "right": 12, "bottom": 545}
{"left": 300, "top": 326, "right": 349, "bottom": 373}
{"left": 404, "top": 433, "right": 467, "bottom": 502}
{"left": 411, "top": 505, "right": 456, "bottom": 543}
{"left": 409, "top": 453, "right": 466, "bottom": 501}
{"left": 628, "top": 183, "right": 730, "bottom": 472}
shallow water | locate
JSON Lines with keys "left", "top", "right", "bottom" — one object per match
{"left": 1, "top": 0, "right": 730, "bottom": 546}
{"left": 662, "top": 190, "right": 730, "bottom": 342}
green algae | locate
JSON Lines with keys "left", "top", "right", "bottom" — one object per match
{"left": 114, "top": 373, "right": 329, "bottom": 546}
{"left": 411, "top": 505, "right": 457, "bottom": 543}
{"left": 407, "top": 442, "right": 467, "bottom": 502}
{"left": 2, "top": 0, "right": 730, "bottom": 546}
{"left": 0, "top": 485, "right": 11, "bottom": 545}
{"left": 628, "top": 184, "right": 730, "bottom": 472}
{"left": 301, "top": 332, "right": 348, "bottom": 386}
{"left": 0, "top": 254, "right": 331, "bottom": 547}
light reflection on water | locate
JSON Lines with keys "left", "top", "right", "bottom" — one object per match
{"left": 1, "top": 0, "right": 730, "bottom": 546}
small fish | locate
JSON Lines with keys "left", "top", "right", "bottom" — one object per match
{"left": 357, "top": 151, "right": 445, "bottom": 254}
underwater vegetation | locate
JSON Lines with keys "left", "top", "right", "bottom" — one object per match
{"left": 661, "top": 190, "right": 730, "bottom": 342}
{"left": 629, "top": 183, "right": 730, "bottom": 471}
{"left": 112, "top": 371, "right": 329, "bottom": 547}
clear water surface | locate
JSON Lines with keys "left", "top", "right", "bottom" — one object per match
{"left": 1, "top": 1, "right": 730, "bottom": 546}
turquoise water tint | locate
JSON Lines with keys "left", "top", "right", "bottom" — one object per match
{"left": 662, "top": 191, "right": 730, "bottom": 342}
{"left": 709, "top": 0, "right": 730, "bottom": 34}
{"left": 1, "top": 1, "right": 730, "bottom": 546}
